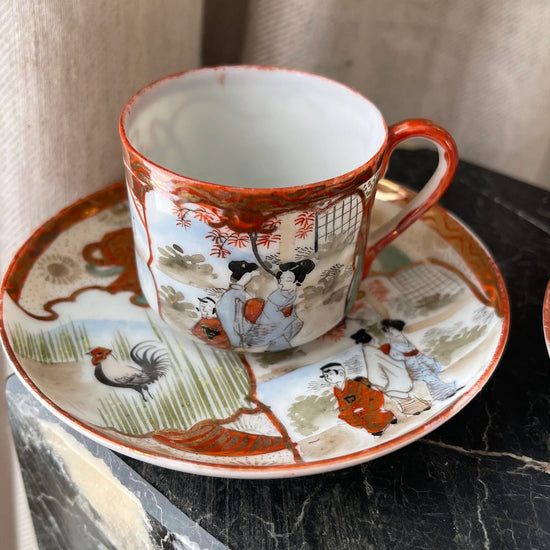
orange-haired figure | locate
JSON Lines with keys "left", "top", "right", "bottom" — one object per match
{"left": 320, "top": 362, "right": 396, "bottom": 436}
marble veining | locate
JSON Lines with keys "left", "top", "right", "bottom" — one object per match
{"left": 422, "top": 439, "right": 550, "bottom": 474}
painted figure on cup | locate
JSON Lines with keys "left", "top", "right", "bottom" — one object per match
{"left": 191, "top": 296, "right": 231, "bottom": 350}
{"left": 320, "top": 362, "right": 396, "bottom": 437}
{"left": 216, "top": 261, "right": 259, "bottom": 348}
{"left": 246, "top": 259, "right": 315, "bottom": 351}
{"left": 380, "top": 319, "right": 457, "bottom": 401}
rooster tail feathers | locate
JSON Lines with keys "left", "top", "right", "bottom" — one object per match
{"left": 129, "top": 341, "right": 170, "bottom": 379}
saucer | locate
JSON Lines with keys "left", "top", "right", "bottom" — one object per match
{"left": 544, "top": 282, "right": 550, "bottom": 356}
{"left": 0, "top": 180, "right": 509, "bottom": 478}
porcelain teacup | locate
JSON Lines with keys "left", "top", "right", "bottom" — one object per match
{"left": 119, "top": 66, "right": 457, "bottom": 352}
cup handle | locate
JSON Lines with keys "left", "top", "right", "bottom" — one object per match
{"left": 363, "top": 118, "right": 458, "bottom": 278}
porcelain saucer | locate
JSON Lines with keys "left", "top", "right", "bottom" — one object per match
{"left": 543, "top": 282, "right": 550, "bottom": 356}
{"left": 0, "top": 180, "right": 509, "bottom": 478}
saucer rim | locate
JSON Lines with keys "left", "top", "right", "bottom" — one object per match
{"left": 0, "top": 181, "right": 510, "bottom": 478}
{"left": 543, "top": 281, "right": 550, "bottom": 356}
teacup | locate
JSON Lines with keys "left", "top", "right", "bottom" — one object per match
{"left": 119, "top": 66, "right": 457, "bottom": 352}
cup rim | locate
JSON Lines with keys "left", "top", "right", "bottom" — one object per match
{"left": 119, "top": 65, "right": 389, "bottom": 194}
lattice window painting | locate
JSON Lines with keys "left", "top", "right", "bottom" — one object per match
{"left": 314, "top": 194, "right": 362, "bottom": 251}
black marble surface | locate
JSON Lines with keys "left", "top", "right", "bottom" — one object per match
{"left": 117, "top": 150, "right": 549, "bottom": 548}
{"left": 7, "top": 376, "right": 228, "bottom": 550}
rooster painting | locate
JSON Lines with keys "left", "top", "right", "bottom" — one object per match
{"left": 87, "top": 341, "right": 170, "bottom": 401}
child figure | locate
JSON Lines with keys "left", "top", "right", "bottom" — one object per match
{"left": 320, "top": 362, "right": 396, "bottom": 437}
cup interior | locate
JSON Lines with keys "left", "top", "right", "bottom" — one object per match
{"left": 122, "top": 67, "right": 387, "bottom": 189}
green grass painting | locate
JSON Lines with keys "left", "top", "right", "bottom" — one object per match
{"left": 9, "top": 314, "right": 252, "bottom": 435}
{"left": 97, "top": 316, "right": 252, "bottom": 435}
{"left": 9, "top": 321, "right": 91, "bottom": 363}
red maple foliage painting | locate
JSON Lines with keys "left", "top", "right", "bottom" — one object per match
{"left": 172, "top": 204, "right": 315, "bottom": 260}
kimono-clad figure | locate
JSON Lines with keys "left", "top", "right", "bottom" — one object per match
{"left": 191, "top": 296, "right": 231, "bottom": 350}
{"left": 320, "top": 362, "right": 396, "bottom": 436}
{"left": 351, "top": 329, "right": 431, "bottom": 415}
{"left": 380, "top": 319, "right": 457, "bottom": 401}
{"left": 246, "top": 260, "right": 314, "bottom": 351}
{"left": 216, "top": 261, "right": 259, "bottom": 348}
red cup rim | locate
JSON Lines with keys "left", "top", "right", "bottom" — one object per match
{"left": 119, "top": 65, "right": 389, "bottom": 194}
